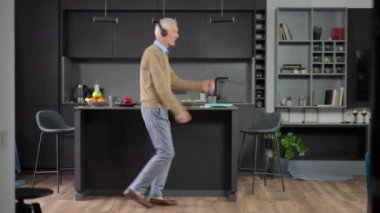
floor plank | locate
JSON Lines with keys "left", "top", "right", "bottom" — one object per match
{"left": 17, "top": 174, "right": 367, "bottom": 213}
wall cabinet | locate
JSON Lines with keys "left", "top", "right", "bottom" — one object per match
{"left": 206, "top": 12, "right": 253, "bottom": 58}
{"left": 110, "top": 0, "right": 158, "bottom": 10}
{"left": 62, "top": 0, "right": 255, "bottom": 11}
{"left": 166, "top": 12, "right": 207, "bottom": 58}
{"left": 255, "top": 0, "right": 266, "bottom": 10}
{"left": 65, "top": 11, "right": 159, "bottom": 58}
{"left": 207, "top": 0, "right": 254, "bottom": 10}
{"left": 65, "top": 11, "right": 253, "bottom": 59}
{"left": 113, "top": 12, "right": 159, "bottom": 58}
{"left": 159, "top": 0, "right": 206, "bottom": 10}
{"left": 16, "top": 1, "right": 60, "bottom": 106}
{"left": 64, "top": 11, "right": 114, "bottom": 58}
{"left": 275, "top": 8, "right": 347, "bottom": 108}
{"left": 16, "top": 0, "right": 60, "bottom": 169}
{"left": 62, "top": 0, "right": 158, "bottom": 10}
{"left": 62, "top": 0, "right": 106, "bottom": 10}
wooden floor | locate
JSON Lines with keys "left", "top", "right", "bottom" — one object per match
{"left": 19, "top": 174, "right": 367, "bottom": 213}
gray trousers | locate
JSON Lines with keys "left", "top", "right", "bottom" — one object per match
{"left": 128, "top": 108, "right": 174, "bottom": 198}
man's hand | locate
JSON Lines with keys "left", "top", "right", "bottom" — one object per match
{"left": 201, "top": 80, "right": 215, "bottom": 94}
{"left": 175, "top": 110, "right": 192, "bottom": 124}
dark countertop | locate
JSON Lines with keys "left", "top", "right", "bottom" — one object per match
{"left": 74, "top": 105, "right": 239, "bottom": 111}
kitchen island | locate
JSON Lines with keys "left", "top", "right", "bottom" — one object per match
{"left": 74, "top": 105, "right": 239, "bottom": 201}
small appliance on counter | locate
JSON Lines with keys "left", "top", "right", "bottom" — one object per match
{"left": 72, "top": 84, "right": 88, "bottom": 103}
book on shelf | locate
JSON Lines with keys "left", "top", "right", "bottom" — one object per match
{"left": 278, "top": 22, "right": 293, "bottom": 40}
{"left": 283, "top": 64, "right": 302, "bottom": 69}
{"left": 324, "top": 90, "right": 333, "bottom": 105}
{"left": 338, "top": 87, "right": 344, "bottom": 106}
{"left": 283, "top": 22, "right": 293, "bottom": 40}
{"left": 324, "top": 87, "right": 344, "bottom": 106}
{"left": 278, "top": 23, "right": 285, "bottom": 40}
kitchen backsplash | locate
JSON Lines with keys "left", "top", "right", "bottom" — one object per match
{"left": 62, "top": 57, "right": 251, "bottom": 103}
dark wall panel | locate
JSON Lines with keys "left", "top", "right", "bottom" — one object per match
{"left": 347, "top": 9, "right": 373, "bottom": 108}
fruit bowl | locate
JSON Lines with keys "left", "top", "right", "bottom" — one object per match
{"left": 86, "top": 101, "right": 106, "bottom": 107}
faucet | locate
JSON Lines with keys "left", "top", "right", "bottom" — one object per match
{"left": 214, "top": 77, "right": 229, "bottom": 100}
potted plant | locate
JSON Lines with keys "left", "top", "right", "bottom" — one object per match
{"left": 313, "top": 25, "right": 322, "bottom": 40}
{"left": 286, "top": 96, "right": 292, "bottom": 107}
{"left": 265, "top": 132, "right": 306, "bottom": 174}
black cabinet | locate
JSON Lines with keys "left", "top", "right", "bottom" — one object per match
{"left": 206, "top": 12, "right": 253, "bottom": 58}
{"left": 207, "top": 0, "right": 254, "bottom": 10}
{"left": 64, "top": 11, "right": 113, "bottom": 58}
{"left": 61, "top": 104, "right": 79, "bottom": 168}
{"left": 347, "top": 9, "right": 373, "bottom": 108}
{"left": 255, "top": 0, "right": 266, "bottom": 10}
{"left": 110, "top": 0, "right": 158, "bottom": 10}
{"left": 62, "top": 0, "right": 158, "bottom": 10}
{"left": 16, "top": 0, "right": 59, "bottom": 107}
{"left": 62, "top": 0, "right": 106, "bottom": 10}
{"left": 166, "top": 12, "right": 207, "bottom": 58}
{"left": 65, "top": 11, "right": 253, "bottom": 59}
{"left": 113, "top": 12, "right": 158, "bottom": 58}
{"left": 159, "top": 0, "right": 206, "bottom": 10}
{"left": 281, "top": 124, "right": 368, "bottom": 160}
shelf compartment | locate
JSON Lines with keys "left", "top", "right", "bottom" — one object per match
{"left": 312, "top": 73, "right": 345, "bottom": 79}
{"left": 277, "top": 43, "right": 310, "bottom": 74}
{"left": 276, "top": 78, "right": 310, "bottom": 107}
{"left": 277, "top": 8, "right": 311, "bottom": 41}
{"left": 312, "top": 78, "right": 345, "bottom": 106}
{"left": 278, "top": 73, "right": 311, "bottom": 78}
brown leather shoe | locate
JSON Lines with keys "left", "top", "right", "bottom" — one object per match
{"left": 149, "top": 197, "right": 178, "bottom": 206}
{"left": 123, "top": 189, "right": 153, "bottom": 208}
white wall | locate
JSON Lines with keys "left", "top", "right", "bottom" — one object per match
{"left": 0, "top": 0, "right": 15, "bottom": 212}
{"left": 266, "top": 0, "right": 373, "bottom": 122}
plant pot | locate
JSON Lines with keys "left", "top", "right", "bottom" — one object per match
{"left": 269, "top": 157, "right": 289, "bottom": 174}
{"left": 313, "top": 32, "right": 322, "bottom": 40}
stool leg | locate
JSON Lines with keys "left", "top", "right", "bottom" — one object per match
{"left": 56, "top": 134, "right": 60, "bottom": 193}
{"left": 238, "top": 133, "right": 246, "bottom": 170}
{"left": 59, "top": 135, "right": 63, "bottom": 186}
{"left": 275, "top": 134, "right": 285, "bottom": 192}
{"left": 31, "top": 203, "right": 42, "bottom": 213}
{"left": 252, "top": 134, "right": 258, "bottom": 194}
{"left": 262, "top": 135, "right": 267, "bottom": 186}
{"left": 32, "top": 132, "right": 44, "bottom": 187}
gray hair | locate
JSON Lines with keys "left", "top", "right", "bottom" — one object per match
{"left": 154, "top": 18, "right": 177, "bottom": 38}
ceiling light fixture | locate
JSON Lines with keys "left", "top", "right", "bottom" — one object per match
{"left": 210, "top": 0, "right": 235, "bottom": 23}
{"left": 93, "top": 0, "right": 118, "bottom": 23}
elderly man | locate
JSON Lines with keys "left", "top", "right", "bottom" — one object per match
{"left": 123, "top": 18, "right": 215, "bottom": 208}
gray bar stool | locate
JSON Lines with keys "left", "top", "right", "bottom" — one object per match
{"left": 238, "top": 112, "right": 285, "bottom": 194}
{"left": 32, "top": 110, "right": 75, "bottom": 193}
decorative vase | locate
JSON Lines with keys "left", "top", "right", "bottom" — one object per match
{"left": 269, "top": 157, "right": 289, "bottom": 174}
{"left": 313, "top": 32, "right": 322, "bottom": 40}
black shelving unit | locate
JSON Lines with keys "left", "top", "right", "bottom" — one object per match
{"left": 254, "top": 10, "right": 266, "bottom": 108}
